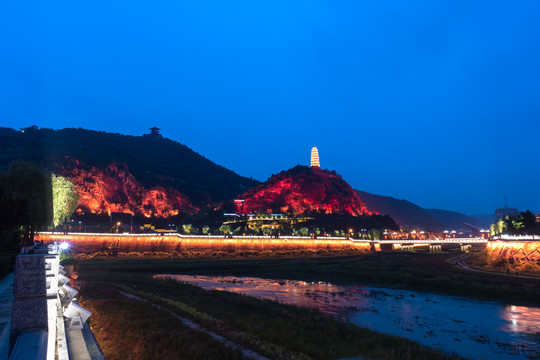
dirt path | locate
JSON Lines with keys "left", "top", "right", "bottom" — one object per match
{"left": 118, "top": 291, "right": 270, "bottom": 360}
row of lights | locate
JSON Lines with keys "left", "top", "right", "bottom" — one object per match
{"left": 57, "top": 242, "right": 92, "bottom": 330}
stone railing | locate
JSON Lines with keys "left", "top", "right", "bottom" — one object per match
{"left": 9, "top": 243, "right": 94, "bottom": 360}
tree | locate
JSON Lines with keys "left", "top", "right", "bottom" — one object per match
{"left": 202, "top": 225, "right": 210, "bottom": 235}
{"left": 52, "top": 174, "right": 79, "bottom": 227}
{"left": 182, "top": 224, "right": 193, "bottom": 234}
{"left": 0, "top": 161, "right": 52, "bottom": 249}
{"left": 491, "top": 210, "right": 538, "bottom": 236}
{"left": 505, "top": 211, "right": 538, "bottom": 235}
{"left": 369, "top": 229, "right": 381, "bottom": 240}
{"left": 219, "top": 224, "right": 231, "bottom": 234}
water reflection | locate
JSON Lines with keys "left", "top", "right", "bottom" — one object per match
{"left": 502, "top": 305, "right": 540, "bottom": 341}
{"left": 154, "top": 274, "right": 540, "bottom": 360}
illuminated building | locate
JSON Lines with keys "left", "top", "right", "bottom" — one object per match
{"left": 234, "top": 199, "right": 246, "bottom": 214}
{"left": 310, "top": 147, "right": 320, "bottom": 168}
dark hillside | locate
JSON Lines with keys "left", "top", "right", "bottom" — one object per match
{"left": 0, "top": 127, "right": 259, "bottom": 205}
{"left": 355, "top": 190, "right": 443, "bottom": 231}
{"left": 425, "top": 209, "right": 486, "bottom": 232}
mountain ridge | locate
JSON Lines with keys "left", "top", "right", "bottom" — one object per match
{"left": 0, "top": 126, "right": 259, "bottom": 207}
{"left": 356, "top": 189, "right": 487, "bottom": 231}
{"left": 0, "top": 126, "right": 488, "bottom": 229}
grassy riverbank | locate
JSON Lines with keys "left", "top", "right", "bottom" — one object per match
{"left": 79, "top": 270, "right": 463, "bottom": 360}
{"left": 79, "top": 282, "right": 243, "bottom": 360}
{"left": 79, "top": 251, "right": 540, "bottom": 305}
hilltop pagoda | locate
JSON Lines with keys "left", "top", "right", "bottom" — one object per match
{"left": 310, "top": 147, "right": 320, "bottom": 168}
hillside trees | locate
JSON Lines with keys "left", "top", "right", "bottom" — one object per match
{"left": 505, "top": 210, "right": 538, "bottom": 235}
{"left": 490, "top": 210, "right": 539, "bottom": 236}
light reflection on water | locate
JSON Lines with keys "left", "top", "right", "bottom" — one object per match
{"left": 154, "top": 274, "right": 540, "bottom": 360}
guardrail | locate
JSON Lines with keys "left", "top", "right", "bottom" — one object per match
{"left": 41, "top": 232, "right": 540, "bottom": 244}
{"left": 9, "top": 243, "right": 95, "bottom": 360}
{"left": 38, "top": 232, "right": 351, "bottom": 241}
{"left": 375, "top": 238, "right": 488, "bottom": 244}
{"left": 491, "top": 235, "right": 539, "bottom": 241}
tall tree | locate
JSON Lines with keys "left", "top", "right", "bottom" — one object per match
{"left": 52, "top": 174, "right": 79, "bottom": 227}
{"left": 0, "top": 161, "right": 52, "bottom": 249}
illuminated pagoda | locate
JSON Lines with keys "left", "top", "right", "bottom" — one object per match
{"left": 310, "top": 147, "right": 320, "bottom": 168}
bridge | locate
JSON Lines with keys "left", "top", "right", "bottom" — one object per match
{"left": 361, "top": 237, "right": 489, "bottom": 252}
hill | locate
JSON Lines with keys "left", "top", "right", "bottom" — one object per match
{"left": 355, "top": 190, "right": 487, "bottom": 231}
{"left": 0, "top": 127, "right": 258, "bottom": 212}
{"left": 56, "top": 158, "right": 196, "bottom": 217}
{"left": 355, "top": 190, "right": 443, "bottom": 231}
{"left": 425, "top": 209, "right": 486, "bottom": 231}
{"left": 238, "top": 165, "right": 375, "bottom": 216}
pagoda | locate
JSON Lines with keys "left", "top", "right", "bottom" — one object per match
{"left": 310, "top": 147, "right": 320, "bottom": 168}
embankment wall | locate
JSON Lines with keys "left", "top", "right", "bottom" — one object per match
{"left": 35, "top": 233, "right": 372, "bottom": 253}
{"left": 485, "top": 240, "right": 540, "bottom": 262}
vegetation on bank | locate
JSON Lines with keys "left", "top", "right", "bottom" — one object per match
{"left": 80, "top": 270, "right": 463, "bottom": 360}
{"left": 79, "top": 282, "right": 243, "bottom": 360}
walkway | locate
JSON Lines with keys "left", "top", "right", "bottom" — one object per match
{"left": 0, "top": 274, "right": 14, "bottom": 360}
{"left": 453, "top": 255, "right": 540, "bottom": 279}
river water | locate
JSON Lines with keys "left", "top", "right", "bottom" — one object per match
{"left": 153, "top": 274, "right": 540, "bottom": 360}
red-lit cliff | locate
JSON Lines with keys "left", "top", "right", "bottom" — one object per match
{"left": 238, "top": 166, "right": 375, "bottom": 216}
{"left": 56, "top": 158, "right": 195, "bottom": 218}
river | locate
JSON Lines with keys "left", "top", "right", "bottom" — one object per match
{"left": 153, "top": 274, "right": 540, "bottom": 360}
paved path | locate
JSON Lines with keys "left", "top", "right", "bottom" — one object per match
{"left": 119, "top": 291, "right": 270, "bottom": 360}
{"left": 453, "top": 255, "right": 540, "bottom": 279}
{"left": 454, "top": 255, "right": 472, "bottom": 270}
{"left": 0, "top": 274, "right": 14, "bottom": 360}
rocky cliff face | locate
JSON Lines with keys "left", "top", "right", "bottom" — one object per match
{"left": 56, "top": 158, "right": 195, "bottom": 218}
{"left": 238, "top": 166, "right": 374, "bottom": 216}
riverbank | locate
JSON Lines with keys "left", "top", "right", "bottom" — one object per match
{"left": 79, "top": 251, "right": 540, "bottom": 306}
{"left": 79, "top": 273, "right": 463, "bottom": 360}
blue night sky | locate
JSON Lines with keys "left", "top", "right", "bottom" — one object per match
{"left": 1, "top": 1, "right": 539, "bottom": 215}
